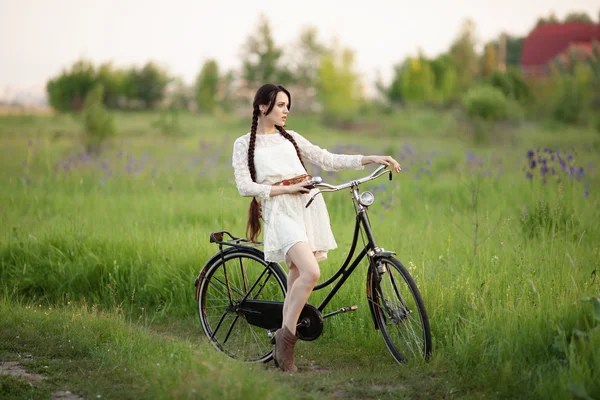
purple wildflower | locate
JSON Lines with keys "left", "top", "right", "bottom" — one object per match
{"left": 527, "top": 150, "right": 534, "bottom": 158}
{"left": 559, "top": 159, "right": 566, "bottom": 170}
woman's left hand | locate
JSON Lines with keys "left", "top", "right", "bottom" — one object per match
{"left": 362, "top": 155, "right": 401, "bottom": 173}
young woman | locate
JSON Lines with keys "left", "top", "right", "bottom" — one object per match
{"left": 231, "top": 83, "right": 401, "bottom": 372}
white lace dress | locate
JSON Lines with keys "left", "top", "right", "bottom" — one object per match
{"left": 232, "top": 130, "right": 364, "bottom": 263}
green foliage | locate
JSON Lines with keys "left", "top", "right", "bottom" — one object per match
{"left": 387, "top": 64, "right": 404, "bottom": 104}
{"left": 400, "top": 57, "right": 436, "bottom": 104}
{"left": 124, "top": 62, "right": 170, "bottom": 109}
{"left": 195, "top": 60, "right": 220, "bottom": 113}
{"left": 463, "top": 84, "right": 508, "bottom": 121}
{"left": 316, "top": 45, "right": 362, "bottom": 125}
{"left": 81, "top": 84, "right": 116, "bottom": 152}
{"left": 46, "top": 60, "right": 171, "bottom": 112}
{"left": 389, "top": 53, "right": 458, "bottom": 106}
{"left": 96, "top": 62, "right": 125, "bottom": 109}
{"left": 519, "top": 191, "right": 579, "bottom": 238}
{"left": 535, "top": 12, "right": 560, "bottom": 27}
{"left": 550, "top": 58, "right": 594, "bottom": 125}
{"left": 505, "top": 35, "right": 524, "bottom": 67}
{"left": 449, "top": 18, "right": 480, "bottom": 90}
{"left": 487, "top": 68, "right": 532, "bottom": 104}
{"left": 46, "top": 59, "right": 96, "bottom": 111}
{"left": 594, "top": 114, "right": 600, "bottom": 134}
{"left": 564, "top": 11, "right": 594, "bottom": 24}
{"left": 0, "top": 375, "right": 49, "bottom": 399}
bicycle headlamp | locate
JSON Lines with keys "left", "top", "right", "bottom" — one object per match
{"left": 358, "top": 191, "right": 375, "bottom": 206}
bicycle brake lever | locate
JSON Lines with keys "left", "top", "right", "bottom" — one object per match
{"left": 305, "top": 192, "right": 322, "bottom": 208}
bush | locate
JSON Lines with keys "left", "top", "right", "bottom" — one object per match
{"left": 552, "top": 75, "right": 590, "bottom": 125}
{"left": 487, "top": 68, "right": 532, "bottom": 103}
{"left": 82, "top": 84, "right": 116, "bottom": 153}
{"left": 463, "top": 85, "right": 508, "bottom": 121}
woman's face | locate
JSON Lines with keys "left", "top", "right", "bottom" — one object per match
{"left": 262, "top": 91, "right": 289, "bottom": 126}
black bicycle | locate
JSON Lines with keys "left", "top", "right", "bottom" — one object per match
{"left": 194, "top": 165, "right": 431, "bottom": 364}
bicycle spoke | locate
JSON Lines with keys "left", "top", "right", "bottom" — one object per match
{"left": 208, "top": 275, "right": 245, "bottom": 298}
{"left": 222, "top": 314, "right": 241, "bottom": 345}
{"left": 209, "top": 309, "right": 231, "bottom": 341}
{"left": 239, "top": 257, "right": 249, "bottom": 293}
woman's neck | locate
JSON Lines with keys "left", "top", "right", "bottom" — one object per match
{"left": 256, "top": 119, "right": 277, "bottom": 135}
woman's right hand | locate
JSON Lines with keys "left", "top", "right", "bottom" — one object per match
{"left": 286, "top": 182, "right": 313, "bottom": 195}
{"left": 269, "top": 181, "right": 313, "bottom": 197}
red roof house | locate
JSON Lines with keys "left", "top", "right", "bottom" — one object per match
{"left": 521, "top": 23, "right": 600, "bottom": 73}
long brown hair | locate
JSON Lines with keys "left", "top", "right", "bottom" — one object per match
{"left": 247, "top": 84, "right": 307, "bottom": 242}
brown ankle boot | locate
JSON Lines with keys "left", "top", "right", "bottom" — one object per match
{"left": 272, "top": 326, "right": 298, "bottom": 372}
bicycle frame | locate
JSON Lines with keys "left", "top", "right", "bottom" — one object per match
{"left": 311, "top": 182, "right": 395, "bottom": 316}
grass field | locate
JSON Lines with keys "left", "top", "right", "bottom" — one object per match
{"left": 1, "top": 109, "right": 599, "bottom": 399}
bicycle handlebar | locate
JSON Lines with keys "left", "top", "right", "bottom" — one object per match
{"left": 305, "top": 165, "right": 392, "bottom": 208}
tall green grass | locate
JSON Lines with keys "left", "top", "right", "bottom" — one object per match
{"left": 1, "top": 111, "right": 598, "bottom": 398}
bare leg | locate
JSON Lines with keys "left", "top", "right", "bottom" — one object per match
{"left": 282, "top": 242, "right": 320, "bottom": 335}
{"left": 282, "top": 263, "right": 300, "bottom": 329}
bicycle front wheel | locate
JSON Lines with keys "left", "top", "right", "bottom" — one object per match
{"left": 368, "top": 256, "right": 432, "bottom": 363}
{"left": 198, "top": 249, "right": 287, "bottom": 362}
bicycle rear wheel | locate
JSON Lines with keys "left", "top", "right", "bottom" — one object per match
{"left": 368, "top": 256, "right": 431, "bottom": 363}
{"left": 198, "top": 249, "right": 287, "bottom": 362}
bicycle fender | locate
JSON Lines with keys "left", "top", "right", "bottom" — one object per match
{"left": 366, "top": 265, "right": 380, "bottom": 330}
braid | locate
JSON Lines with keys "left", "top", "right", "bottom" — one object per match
{"left": 275, "top": 125, "right": 307, "bottom": 173}
{"left": 248, "top": 106, "right": 260, "bottom": 181}
{"left": 246, "top": 106, "right": 261, "bottom": 242}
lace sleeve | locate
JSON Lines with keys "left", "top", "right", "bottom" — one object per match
{"left": 292, "top": 131, "right": 364, "bottom": 171}
{"left": 232, "top": 137, "right": 272, "bottom": 200}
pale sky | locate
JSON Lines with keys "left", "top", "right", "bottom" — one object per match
{"left": 1, "top": 0, "right": 598, "bottom": 90}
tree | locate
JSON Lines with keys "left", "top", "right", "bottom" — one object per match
{"left": 535, "top": 12, "right": 559, "bottom": 27}
{"left": 481, "top": 43, "right": 498, "bottom": 77}
{"left": 195, "top": 59, "right": 220, "bottom": 113}
{"left": 124, "top": 62, "right": 170, "bottom": 109}
{"left": 449, "top": 19, "right": 480, "bottom": 91}
{"left": 400, "top": 55, "right": 436, "bottom": 104}
{"left": 505, "top": 35, "right": 523, "bottom": 67}
{"left": 96, "top": 62, "right": 125, "bottom": 109}
{"left": 47, "top": 59, "right": 96, "bottom": 111}
{"left": 387, "top": 62, "right": 405, "bottom": 104}
{"left": 564, "top": 11, "right": 593, "bottom": 24}
{"left": 430, "top": 53, "right": 459, "bottom": 104}
{"left": 316, "top": 44, "right": 362, "bottom": 124}
{"left": 81, "top": 84, "right": 116, "bottom": 153}
{"left": 241, "top": 14, "right": 283, "bottom": 87}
